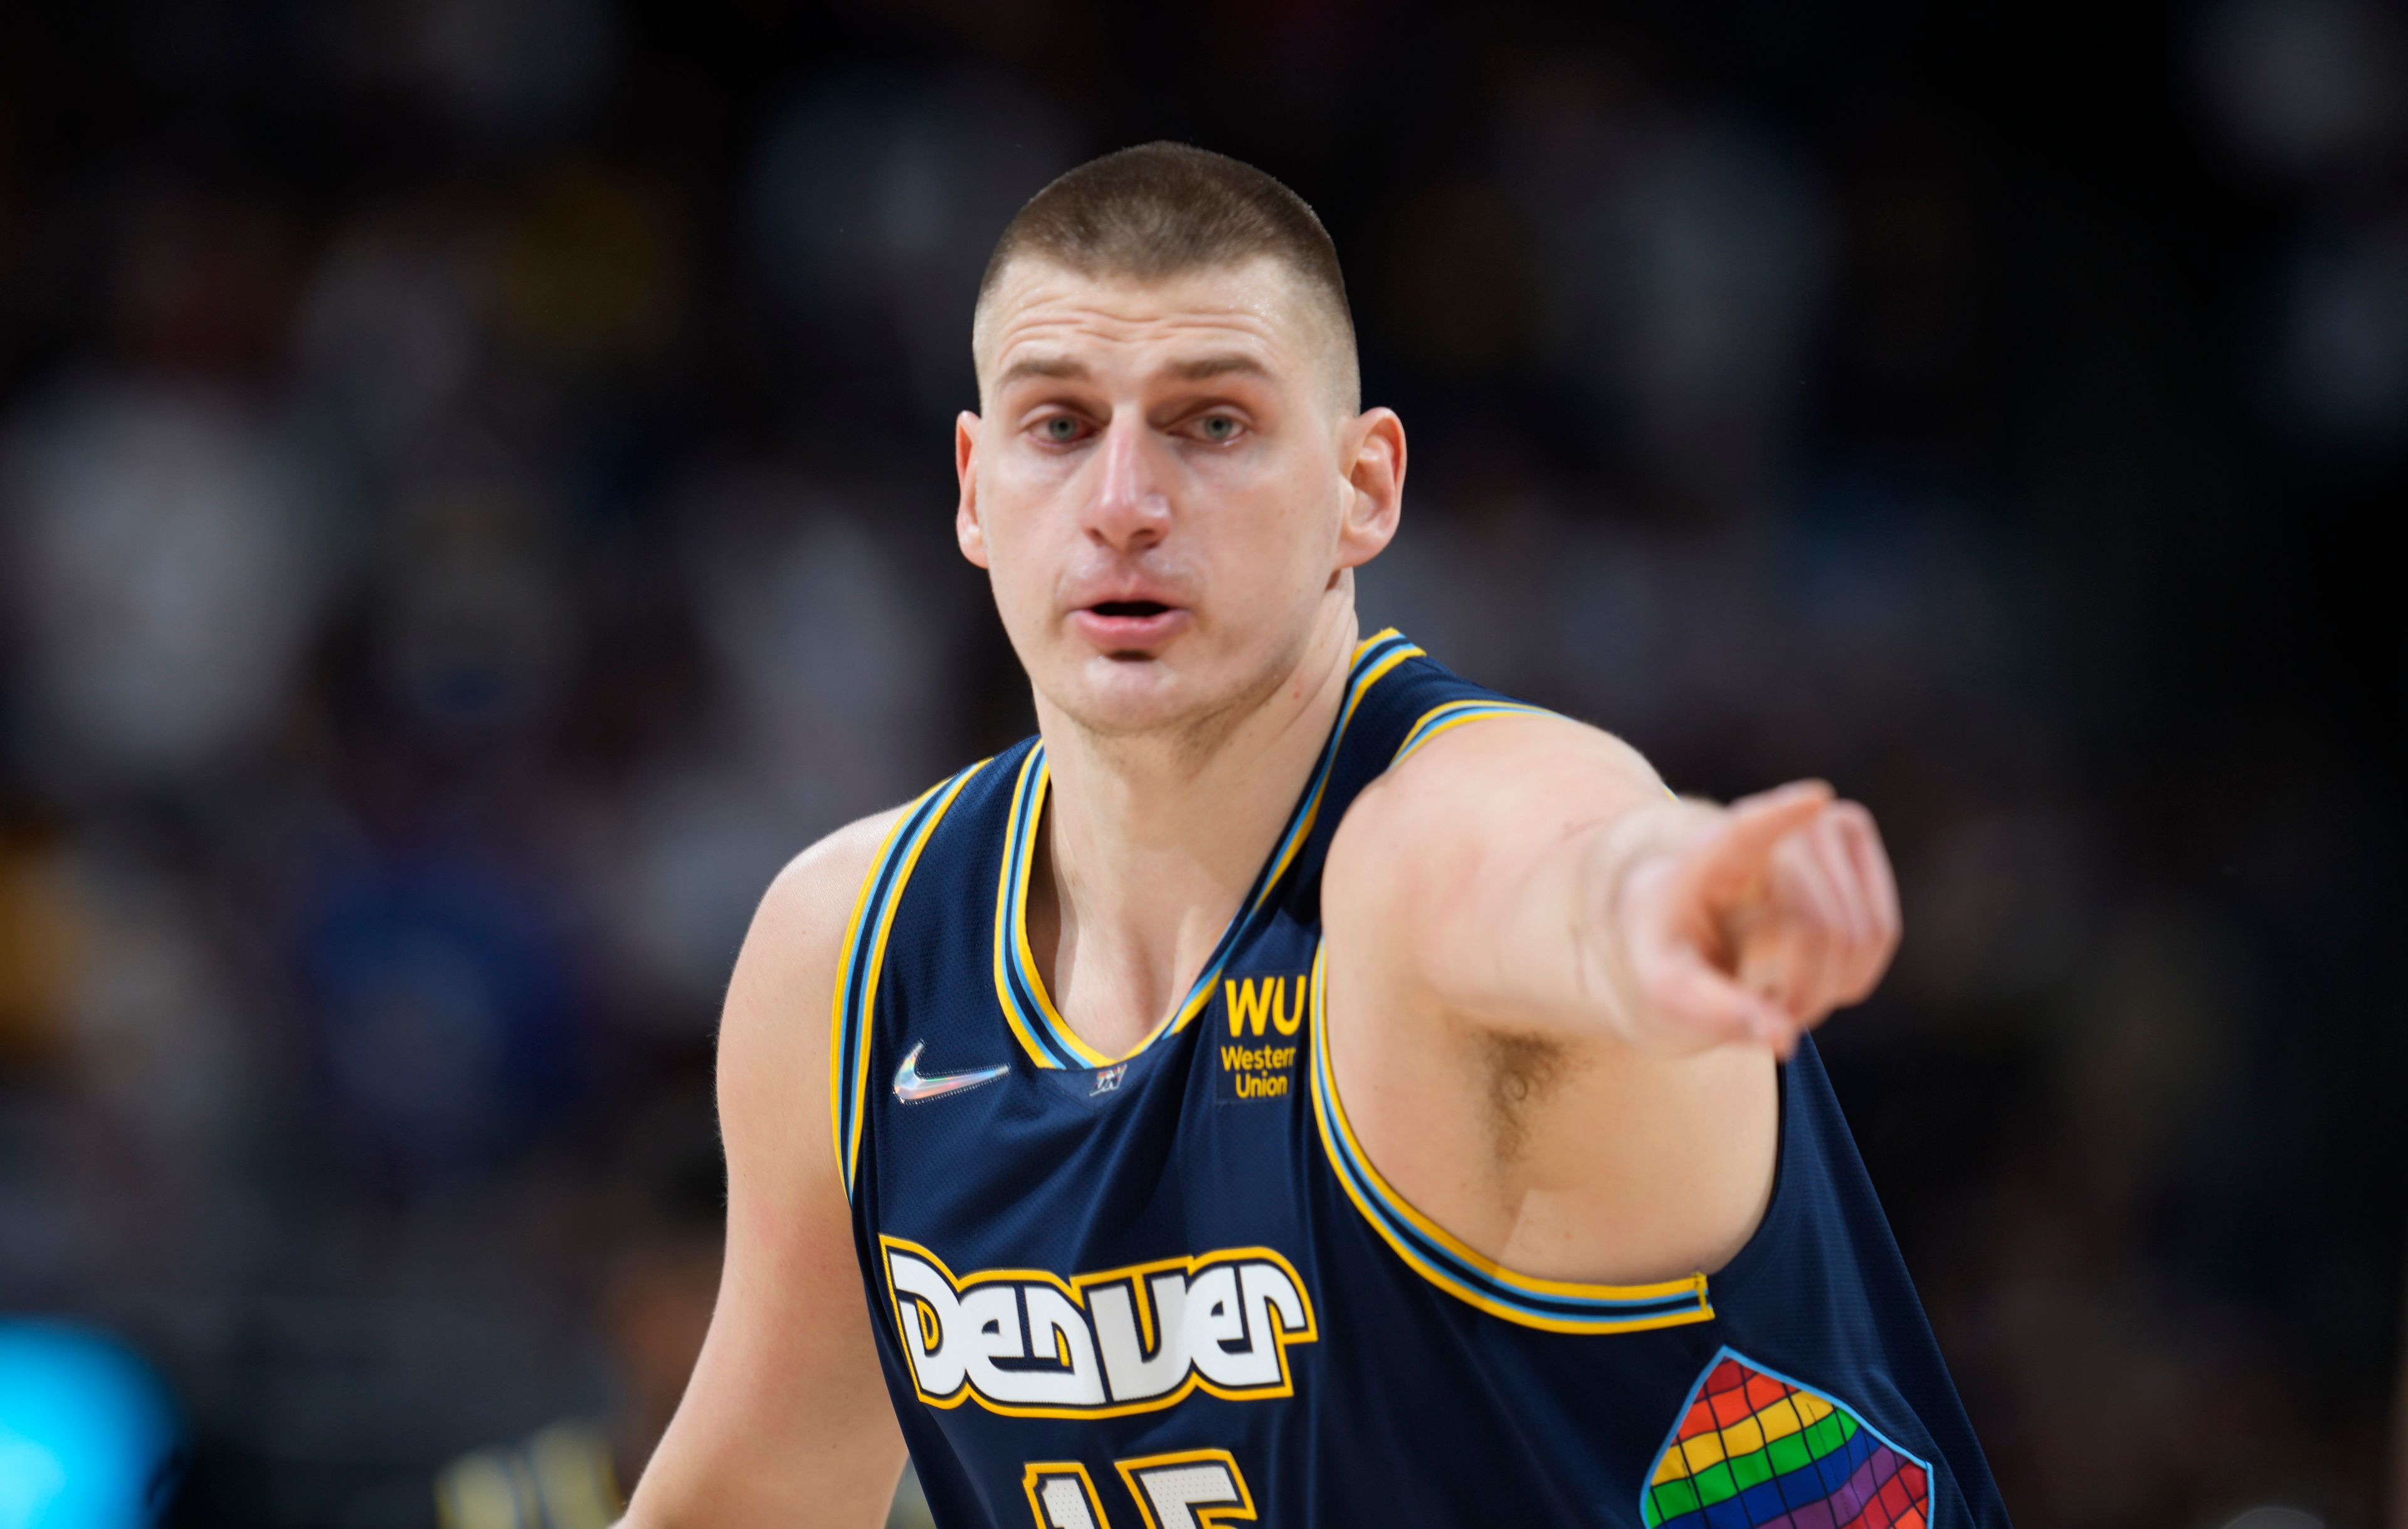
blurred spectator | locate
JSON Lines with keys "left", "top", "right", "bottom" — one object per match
{"left": 1, "top": 381, "right": 327, "bottom": 790}
{"left": 421, "top": 1079, "right": 941, "bottom": 1529}
{"left": 588, "top": 470, "right": 952, "bottom": 1026}
{"left": 372, "top": 479, "right": 578, "bottom": 749}
{"left": 298, "top": 847, "right": 580, "bottom": 1180}
{"left": 295, "top": 202, "right": 483, "bottom": 465}
{"left": 430, "top": 1085, "right": 715, "bottom": 1529}
{"left": 1492, "top": 53, "right": 1833, "bottom": 508}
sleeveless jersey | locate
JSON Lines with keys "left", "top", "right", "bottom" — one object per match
{"left": 833, "top": 630, "right": 2011, "bottom": 1529}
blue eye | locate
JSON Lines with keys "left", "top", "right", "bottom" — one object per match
{"left": 1041, "top": 416, "right": 1081, "bottom": 442}
{"left": 1197, "top": 416, "right": 1239, "bottom": 442}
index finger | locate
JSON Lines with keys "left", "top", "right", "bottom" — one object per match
{"left": 1674, "top": 781, "right": 1834, "bottom": 906}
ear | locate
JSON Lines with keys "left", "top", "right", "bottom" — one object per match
{"left": 955, "top": 411, "right": 990, "bottom": 569}
{"left": 1334, "top": 407, "right": 1405, "bottom": 571}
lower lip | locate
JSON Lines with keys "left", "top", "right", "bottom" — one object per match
{"left": 1071, "top": 607, "right": 1191, "bottom": 650}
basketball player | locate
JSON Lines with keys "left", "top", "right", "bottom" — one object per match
{"left": 623, "top": 144, "right": 2010, "bottom": 1528}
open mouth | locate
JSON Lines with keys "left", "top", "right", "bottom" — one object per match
{"left": 1072, "top": 598, "right": 1188, "bottom": 655}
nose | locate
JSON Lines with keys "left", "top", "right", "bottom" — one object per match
{"left": 1085, "top": 409, "right": 1171, "bottom": 555}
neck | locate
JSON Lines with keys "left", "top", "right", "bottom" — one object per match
{"left": 1027, "top": 606, "right": 1358, "bottom": 1058}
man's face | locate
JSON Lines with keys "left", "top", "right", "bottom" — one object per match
{"left": 957, "top": 255, "right": 1398, "bottom": 743}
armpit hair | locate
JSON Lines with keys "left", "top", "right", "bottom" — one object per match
{"left": 1481, "top": 1030, "right": 1569, "bottom": 1165}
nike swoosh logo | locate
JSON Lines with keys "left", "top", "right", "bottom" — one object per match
{"left": 892, "top": 1042, "right": 1010, "bottom": 1104}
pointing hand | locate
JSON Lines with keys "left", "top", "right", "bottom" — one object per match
{"left": 1603, "top": 781, "right": 1901, "bottom": 1057}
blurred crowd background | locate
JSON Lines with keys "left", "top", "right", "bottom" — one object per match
{"left": 1, "top": 1, "right": 2403, "bottom": 1526}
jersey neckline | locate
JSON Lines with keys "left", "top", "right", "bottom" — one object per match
{"left": 993, "top": 628, "right": 1426, "bottom": 1071}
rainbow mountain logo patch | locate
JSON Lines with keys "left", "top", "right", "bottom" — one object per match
{"left": 1642, "top": 1350, "right": 1931, "bottom": 1528}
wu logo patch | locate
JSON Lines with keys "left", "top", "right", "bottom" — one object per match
{"left": 1218, "top": 971, "right": 1307, "bottom": 1103}
{"left": 892, "top": 1042, "right": 1010, "bottom": 1104}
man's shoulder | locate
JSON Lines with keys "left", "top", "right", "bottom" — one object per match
{"left": 716, "top": 800, "right": 921, "bottom": 1154}
{"left": 743, "top": 751, "right": 1009, "bottom": 1012}
{"left": 750, "top": 803, "right": 917, "bottom": 976}
{"left": 1321, "top": 706, "right": 1664, "bottom": 974}
{"left": 1333, "top": 707, "right": 1648, "bottom": 853}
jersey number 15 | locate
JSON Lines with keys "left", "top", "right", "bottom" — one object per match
{"left": 1023, "top": 1449, "right": 1255, "bottom": 1529}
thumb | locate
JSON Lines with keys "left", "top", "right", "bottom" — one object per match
{"left": 1675, "top": 781, "right": 1832, "bottom": 907}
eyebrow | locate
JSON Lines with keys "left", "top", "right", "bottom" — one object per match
{"left": 991, "top": 351, "right": 1276, "bottom": 391}
{"left": 1162, "top": 353, "right": 1273, "bottom": 383}
{"left": 995, "top": 355, "right": 1090, "bottom": 388}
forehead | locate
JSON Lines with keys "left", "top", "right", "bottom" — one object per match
{"left": 974, "top": 256, "right": 1328, "bottom": 390}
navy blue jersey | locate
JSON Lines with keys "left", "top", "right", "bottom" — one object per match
{"left": 832, "top": 630, "right": 2010, "bottom": 1529}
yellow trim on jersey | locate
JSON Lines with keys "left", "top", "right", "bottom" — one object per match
{"left": 828, "top": 798, "right": 922, "bottom": 1188}
{"left": 828, "top": 761, "right": 988, "bottom": 1198}
{"left": 1007, "top": 761, "right": 1110, "bottom": 1062}
{"left": 1307, "top": 943, "right": 1717, "bottom": 1333}
{"left": 995, "top": 628, "right": 1427, "bottom": 1069}
{"left": 1391, "top": 697, "right": 1680, "bottom": 800}
{"left": 994, "top": 748, "right": 1114, "bottom": 1069}
{"left": 1390, "top": 697, "right": 1554, "bottom": 766}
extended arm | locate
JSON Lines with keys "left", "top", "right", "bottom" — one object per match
{"left": 620, "top": 814, "right": 911, "bottom": 1529}
{"left": 1321, "top": 712, "right": 1899, "bottom": 1284}
{"left": 1334, "top": 712, "right": 1897, "bottom": 1058}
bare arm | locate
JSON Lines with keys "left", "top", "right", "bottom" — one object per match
{"left": 1322, "top": 712, "right": 1899, "bottom": 1283}
{"left": 1334, "top": 711, "right": 1896, "bottom": 1056}
{"left": 620, "top": 811, "right": 911, "bottom": 1529}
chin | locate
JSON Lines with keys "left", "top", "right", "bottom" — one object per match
{"left": 1025, "top": 620, "right": 1304, "bottom": 746}
{"left": 1054, "top": 652, "right": 1208, "bottom": 738}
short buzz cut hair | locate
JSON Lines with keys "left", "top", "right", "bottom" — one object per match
{"left": 974, "top": 142, "right": 1360, "bottom": 408}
